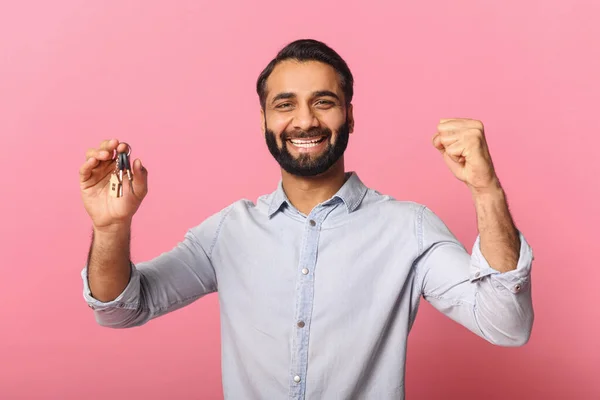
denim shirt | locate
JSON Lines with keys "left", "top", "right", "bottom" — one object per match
{"left": 81, "top": 172, "right": 534, "bottom": 399}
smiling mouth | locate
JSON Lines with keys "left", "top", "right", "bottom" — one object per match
{"left": 287, "top": 136, "right": 328, "bottom": 148}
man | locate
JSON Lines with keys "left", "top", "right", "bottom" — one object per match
{"left": 79, "top": 39, "right": 534, "bottom": 399}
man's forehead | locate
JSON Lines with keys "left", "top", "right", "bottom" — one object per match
{"left": 265, "top": 60, "right": 342, "bottom": 98}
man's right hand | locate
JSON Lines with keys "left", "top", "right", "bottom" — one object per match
{"left": 79, "top": 139, "right": 148, "bottom": 232}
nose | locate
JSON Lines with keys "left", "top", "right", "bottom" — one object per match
{"left": 292, "top": 104, "right": 319, "bottom": 131}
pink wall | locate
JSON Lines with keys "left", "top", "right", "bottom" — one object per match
{"left": 1, "top": 1, "right": 598, "bottom": 399}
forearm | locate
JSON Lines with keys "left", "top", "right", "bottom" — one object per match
{"left": 471, "top": 182, "right": 520, "bottom": 273}
{"left": 418, "top": 204, "right": 534, "bottom": 346}
{"left": 87, "top": 223, "right": 132, "bottom": 302}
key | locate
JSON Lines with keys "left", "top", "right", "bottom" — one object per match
{"left": 117, "top": 152, "right": 129, "bottom": 197}
{"left": 121, "top": 151, "right": 133, "bottom": 182}
{"left": 110, "top": 144, "right": 133, "bottom": 198}
{"left": 109, "top": 153, "right": 123, "bottom": 198}
{"left": 118, "top": 152, "right": 125, "bottom": 184}
{"left": 117, "top": 145, "right": 133, "bottom": 182}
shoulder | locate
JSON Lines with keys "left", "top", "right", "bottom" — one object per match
{"left": 360, "top": 187, "right": 427, "bottom": 219}
{"left": 187, "top": 199, "right": 252, "bottom": 245}
{"left": 359, "top": 188, "right": 455, "bottom": 236}
{"left": 362, "top": 189, "right": 460, "bottom": 252}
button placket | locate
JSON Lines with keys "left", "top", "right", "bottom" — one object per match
{"left": 288, "top": 212, "right": 325, "bottom": 398}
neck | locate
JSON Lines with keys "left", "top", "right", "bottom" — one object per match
{"left": 280, "top": 158, "right": 347, "bottom": 215}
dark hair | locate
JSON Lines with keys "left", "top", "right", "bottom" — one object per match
{"left": 256, "top": 39, "right": 354, "bottom": 109}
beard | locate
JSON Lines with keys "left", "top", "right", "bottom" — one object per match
{"left": 264, "top": 120, "right": 350, "bottom": 177}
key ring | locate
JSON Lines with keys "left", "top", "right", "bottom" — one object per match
{"left": 112, "top": 142, "right": 132, "bottom": 159}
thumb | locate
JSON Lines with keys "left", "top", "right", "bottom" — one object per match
{"left": 130, "top": 158, "right": 148, "bottom": 198}
{"left": 444, "top": 142, "right": 465, "bottom": 164}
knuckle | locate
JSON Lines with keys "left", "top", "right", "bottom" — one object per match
{"left": 469, "top": 121, "right": 484, "bottom": 132}
{"left": 470, "top": 134, "right": 483, "bottom": 146}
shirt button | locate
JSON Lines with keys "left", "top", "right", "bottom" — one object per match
{"left": 514, "top": 284, "right": 521, "bottom": 292}
{"left": 301, "top": 268, "right": 309, "bottom": 275}
{"left": 297, "top": 321, "right": 305, "bottom": 328}
{"left": 293, "top": 375, "right": 301, "bottom": 383}
{"left": 309, "top": 219, "right": 316, "bottom": 226}
{"left": 474, "top": 271, "right": 480, "bottom": 278}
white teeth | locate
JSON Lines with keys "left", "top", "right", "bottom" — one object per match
{"left": 292, "top": 142, "right": 320, "bottom": 148}
{"left": 290, "top": 137, "right": 324, "bottom": 147}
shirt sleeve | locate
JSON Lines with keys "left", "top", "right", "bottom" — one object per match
{"left": 414, "top": 205, "right": 534, "bottom": 346}
{"left": 81, "top": 207, "right": 230, "bottom": 328}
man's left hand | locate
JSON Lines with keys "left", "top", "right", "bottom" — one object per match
{"left": 432, "top": 118, "right": 500, "bottom": 194}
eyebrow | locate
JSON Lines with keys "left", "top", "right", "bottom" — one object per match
{"left": 270, "top": 90, "right": 341, "bottom": 105}
{"left": 312, "top": 90, "right": 340, "bottom": 101}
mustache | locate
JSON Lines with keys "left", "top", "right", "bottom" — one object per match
{"left": 281, "top": 127, "right": 332, "bottom": 141}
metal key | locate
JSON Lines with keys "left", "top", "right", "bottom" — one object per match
{"left": 109, "top": 144, "right": 133, "bottom": 198}
{"left": 120, "top": 151, "right": 133, "bottom": 183}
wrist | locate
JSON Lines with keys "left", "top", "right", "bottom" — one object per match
{"left": 469, "top": 178, "right": 504, "bottom": 199}
{"left": 93, "top": 220, "right": 132, "bottom": 236}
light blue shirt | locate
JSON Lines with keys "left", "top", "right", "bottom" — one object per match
{"left": 81, "top": 172, "right": 534, "bottom": 399}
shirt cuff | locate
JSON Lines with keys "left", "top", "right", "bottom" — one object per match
{"left": 469, "top": 230, "right": 534, "bottom": 294}
{"left": 81, "top": 262, "right": 140, "bottom": 310}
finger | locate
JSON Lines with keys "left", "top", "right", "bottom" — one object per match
{"left": 438, "top": 132, "right": 460, "bottom": 147}
{"left": 79, "top": 156, "right": 100, "bottom": 182}
{"left": 80, "top": 156, "right": 116, "bottom": 186}
{"left": 85, "top": 139, "right": 119, "bottom": 161}
{"left": 439, "top": 118, "right": 482, "bottom": 131}
{"left": 100, "top": 139, "right": 120, "bottom": 153}
{"left": 438, "top": 118, "right": 463, "bottom": 130}
{"left": 437, "top": 121, "right": 465, "bottom": 133}
{"left": 432, "top": 134, "right": 445, "bottom": 152}
{"left": 440, "top": 117, "right": 478, "bottom": 123}
{"left": 436, "top": 117, "right": 466, "bottom": 134}
{"left": 463, "top": 128, "right": 485, "bottom": 141}
{"left": 85, "top": 148, "right": 114, "bottom": 162}
{"left": 116, "top": 142, "right": 130, "bottom": 154}
{"left": 439, "top": 118, "right": 460, "bottom": 124}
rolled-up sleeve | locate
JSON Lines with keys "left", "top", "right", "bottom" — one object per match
{"left": 82, "top": 261, "right": 140, "bottom": 311}
{"left": 416, "top": 206, "right": 534, "bottom": 347}
{"left": 81, "top": 206, "right": 231, "bottom": 328}
{"left": 469, "top": 232, "right": 533, "bottom": 294}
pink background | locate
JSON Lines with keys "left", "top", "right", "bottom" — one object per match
{"left": 1, "top": 1, "right": 598, "bottom": 399}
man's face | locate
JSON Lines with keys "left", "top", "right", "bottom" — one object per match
{"left": 261, "top": 60, "right": 354, "bottom": 177}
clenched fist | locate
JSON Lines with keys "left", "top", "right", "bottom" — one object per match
{"left": 79, "top": 139, "right": 148, "bottom": 232}
{"left": 432, "top": 118, "right": 500, "bottom": 194}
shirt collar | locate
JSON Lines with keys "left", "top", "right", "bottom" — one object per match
{"left": 267, "top": 171, "right": 368, "bottom": 217}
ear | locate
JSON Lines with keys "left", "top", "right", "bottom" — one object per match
{"left": 347, "top": 104, "right": 355, "bottom": 134}
{"left": 260, "top": 108, "right": 266, "bottom": 135}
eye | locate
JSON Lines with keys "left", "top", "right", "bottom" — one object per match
{"left": 315, "top": 100, "right": 335, "bottom": 108}
{"left": 275, "top": 102, "right": 293, "bottom": 109}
